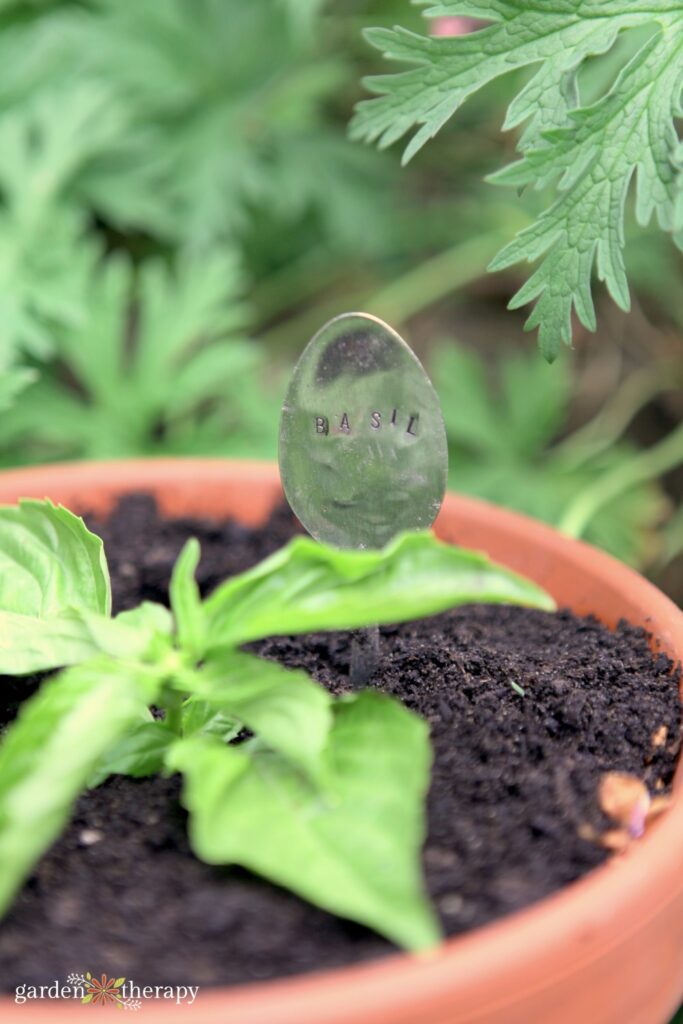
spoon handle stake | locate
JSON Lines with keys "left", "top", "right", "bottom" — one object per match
{"left": 349, "top": 624, "right": 381, "bottom": 688}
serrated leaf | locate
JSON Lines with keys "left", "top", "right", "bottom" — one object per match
{"left": 431, "top": 344, "right": 504, "bottom": 456}
{"left": 167, "top": 691, "right": 440, "bottom": 950}
{"left": 0, "top": 658, "right": 160, "bottom": 917}
{"left": 352, "top": 3, "right": 683, "bottom": 356}
{"left": 0, "top": 246, "right": 267, "bottom": 461}
{"left": 81, "top": 0, "right": 359, "bottom": 247}
{"left": 180, "top": 652, "right": 332, "bottom": 778}
{"left": 0, "top": 69, "right": 122, "bottom": 365}
{"left": 204, "top": 530, "right": 555, "bottom": 648}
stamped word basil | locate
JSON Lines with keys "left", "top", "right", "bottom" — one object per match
{"left": 279, "top": 312, "right": 448, "bottom": 550}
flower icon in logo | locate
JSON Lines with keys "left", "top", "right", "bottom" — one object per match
{"left": 81, "top": 973, "right": 126, "bottom": 1006}
{"left": 66, "top": 971, "right": 140, "bottom": 1009}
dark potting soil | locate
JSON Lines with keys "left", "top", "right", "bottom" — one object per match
{"left": 0, "top": 493, "right": 680, "bottom": 990}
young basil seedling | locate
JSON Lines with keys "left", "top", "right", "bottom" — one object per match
{"left": 0, "top": 499, "right": 554, "bottom": 949}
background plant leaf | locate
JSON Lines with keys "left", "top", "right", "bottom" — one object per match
{"left": 351, "top": 2, "right": 683, "bottom": 357}
{"left": 433, "top": 340, "right": 667, "bottom": 566}
{"left": 0, "top": 246, "right": 278, "bottom": 461}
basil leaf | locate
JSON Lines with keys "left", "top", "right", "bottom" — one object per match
{"left": 0, "top": 657, "right": 160, "bottom": 917}
{"left": 88, "top": 719, "right": 174, "bottom": 788}
{"left": 116, "top": 601, "right": 173, "bottom": 637}
{"left": 170, "top": 539, "right": 205, "bottom": 659}
{"left": 0, "top": 606, "right": 166, "bottom": 676}
{"left": 0, "top": 599, "right": 175, "bottom": 676}
{"left": 204, "top": 531, "right": 555, "bottom": 648}
{"left": 167, "top": 691, "right": 439, "bottom": 950}
{"left": 181, "top": 652, "right": 332, "bottom": 777}
{"left": 181, "top": 702, "right": 241, "bottom": 743}
{"left": 0, "top": 499, "right": 110, "bottom": 617}
{"left": 114, "top": 602, "right": 175, "bottom": 664}
{"left": 0, "top": 500, "right": 115, "bottom": 674}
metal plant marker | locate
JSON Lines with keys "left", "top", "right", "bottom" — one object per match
{"left": 279, "top": 312, "right": 448, "bottom": 685}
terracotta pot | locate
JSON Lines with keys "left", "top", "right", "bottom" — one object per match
{"left": 0, "top": 458, "right": 682, "bottom": 1024}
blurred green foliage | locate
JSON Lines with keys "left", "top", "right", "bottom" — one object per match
{"left": 433, "top": 343, "right": 668, "bottom": 567}
{"left": 0, "top": 0, "right": 680, "bottom": 586}
{"left": 0, "top": 247, "right": 278, "bottom": 461}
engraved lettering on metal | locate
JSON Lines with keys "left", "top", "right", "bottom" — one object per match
{"left": 279, "top": 312, "right": 448, "bottom": 550}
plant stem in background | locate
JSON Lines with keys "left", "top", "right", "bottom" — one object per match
{"left": 368, "top": 233, "right": 505, "bottom": 325}
{"left": 553, "top": 368, "right": 677, "bottom": 470}
{"left": 560, "top": 421, "right": 683, "bottom": 541}
{"left": 258, "top": 231, "right": 507, "bottom": 351}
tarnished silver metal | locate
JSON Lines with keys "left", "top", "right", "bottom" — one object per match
{"left": 279, "top": 312, "right": 448, "bottom": 551}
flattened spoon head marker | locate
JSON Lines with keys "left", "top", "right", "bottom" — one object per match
{"left": 278, "top": 312, "right": 448, "bottom": 684}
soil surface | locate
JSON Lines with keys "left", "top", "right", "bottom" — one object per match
{"left": 0, "top": 493, "right": 680, "bottom": 989}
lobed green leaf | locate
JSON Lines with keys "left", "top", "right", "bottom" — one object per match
{"left": 351, "top": 2, "right": 683, "bottom": 356}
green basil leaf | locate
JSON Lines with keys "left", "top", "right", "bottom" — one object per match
{"left": 167, "top": 691, "right": 440, "bottom": 951}
{"left": 0, "top": 657, "right": 160, "bottom": 917}
{"left": 181, "top": 652, "right": 332, "bottom": 777}
{"left": 115, "top": 602, "right": 175, "bottom": 663}
{"left": 170, "top": 539, "right": 205, "bottom": 659}
{"left": 116, "top": 601, "right": 173, "bottom": 637}
{"left": 204, "top": 531, "right": 555, "bottom": 648}
{"left": 181, "top": 701, "right": 241, "bottom": 743}
{"left": 88, "top": 719, "right": 174, "bottom": 789}
{"left": 0, "top": 500, "right": 115, "bottom": 674}
{"left": 0, "top": 604, "right": 171, "bottom": 676}
{"left": 0, "top": 499, "right": 110, "bottom": 617}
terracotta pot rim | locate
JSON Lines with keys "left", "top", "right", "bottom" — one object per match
{"left": 0, "top": 457, "right": 681, "bottom": 1024}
